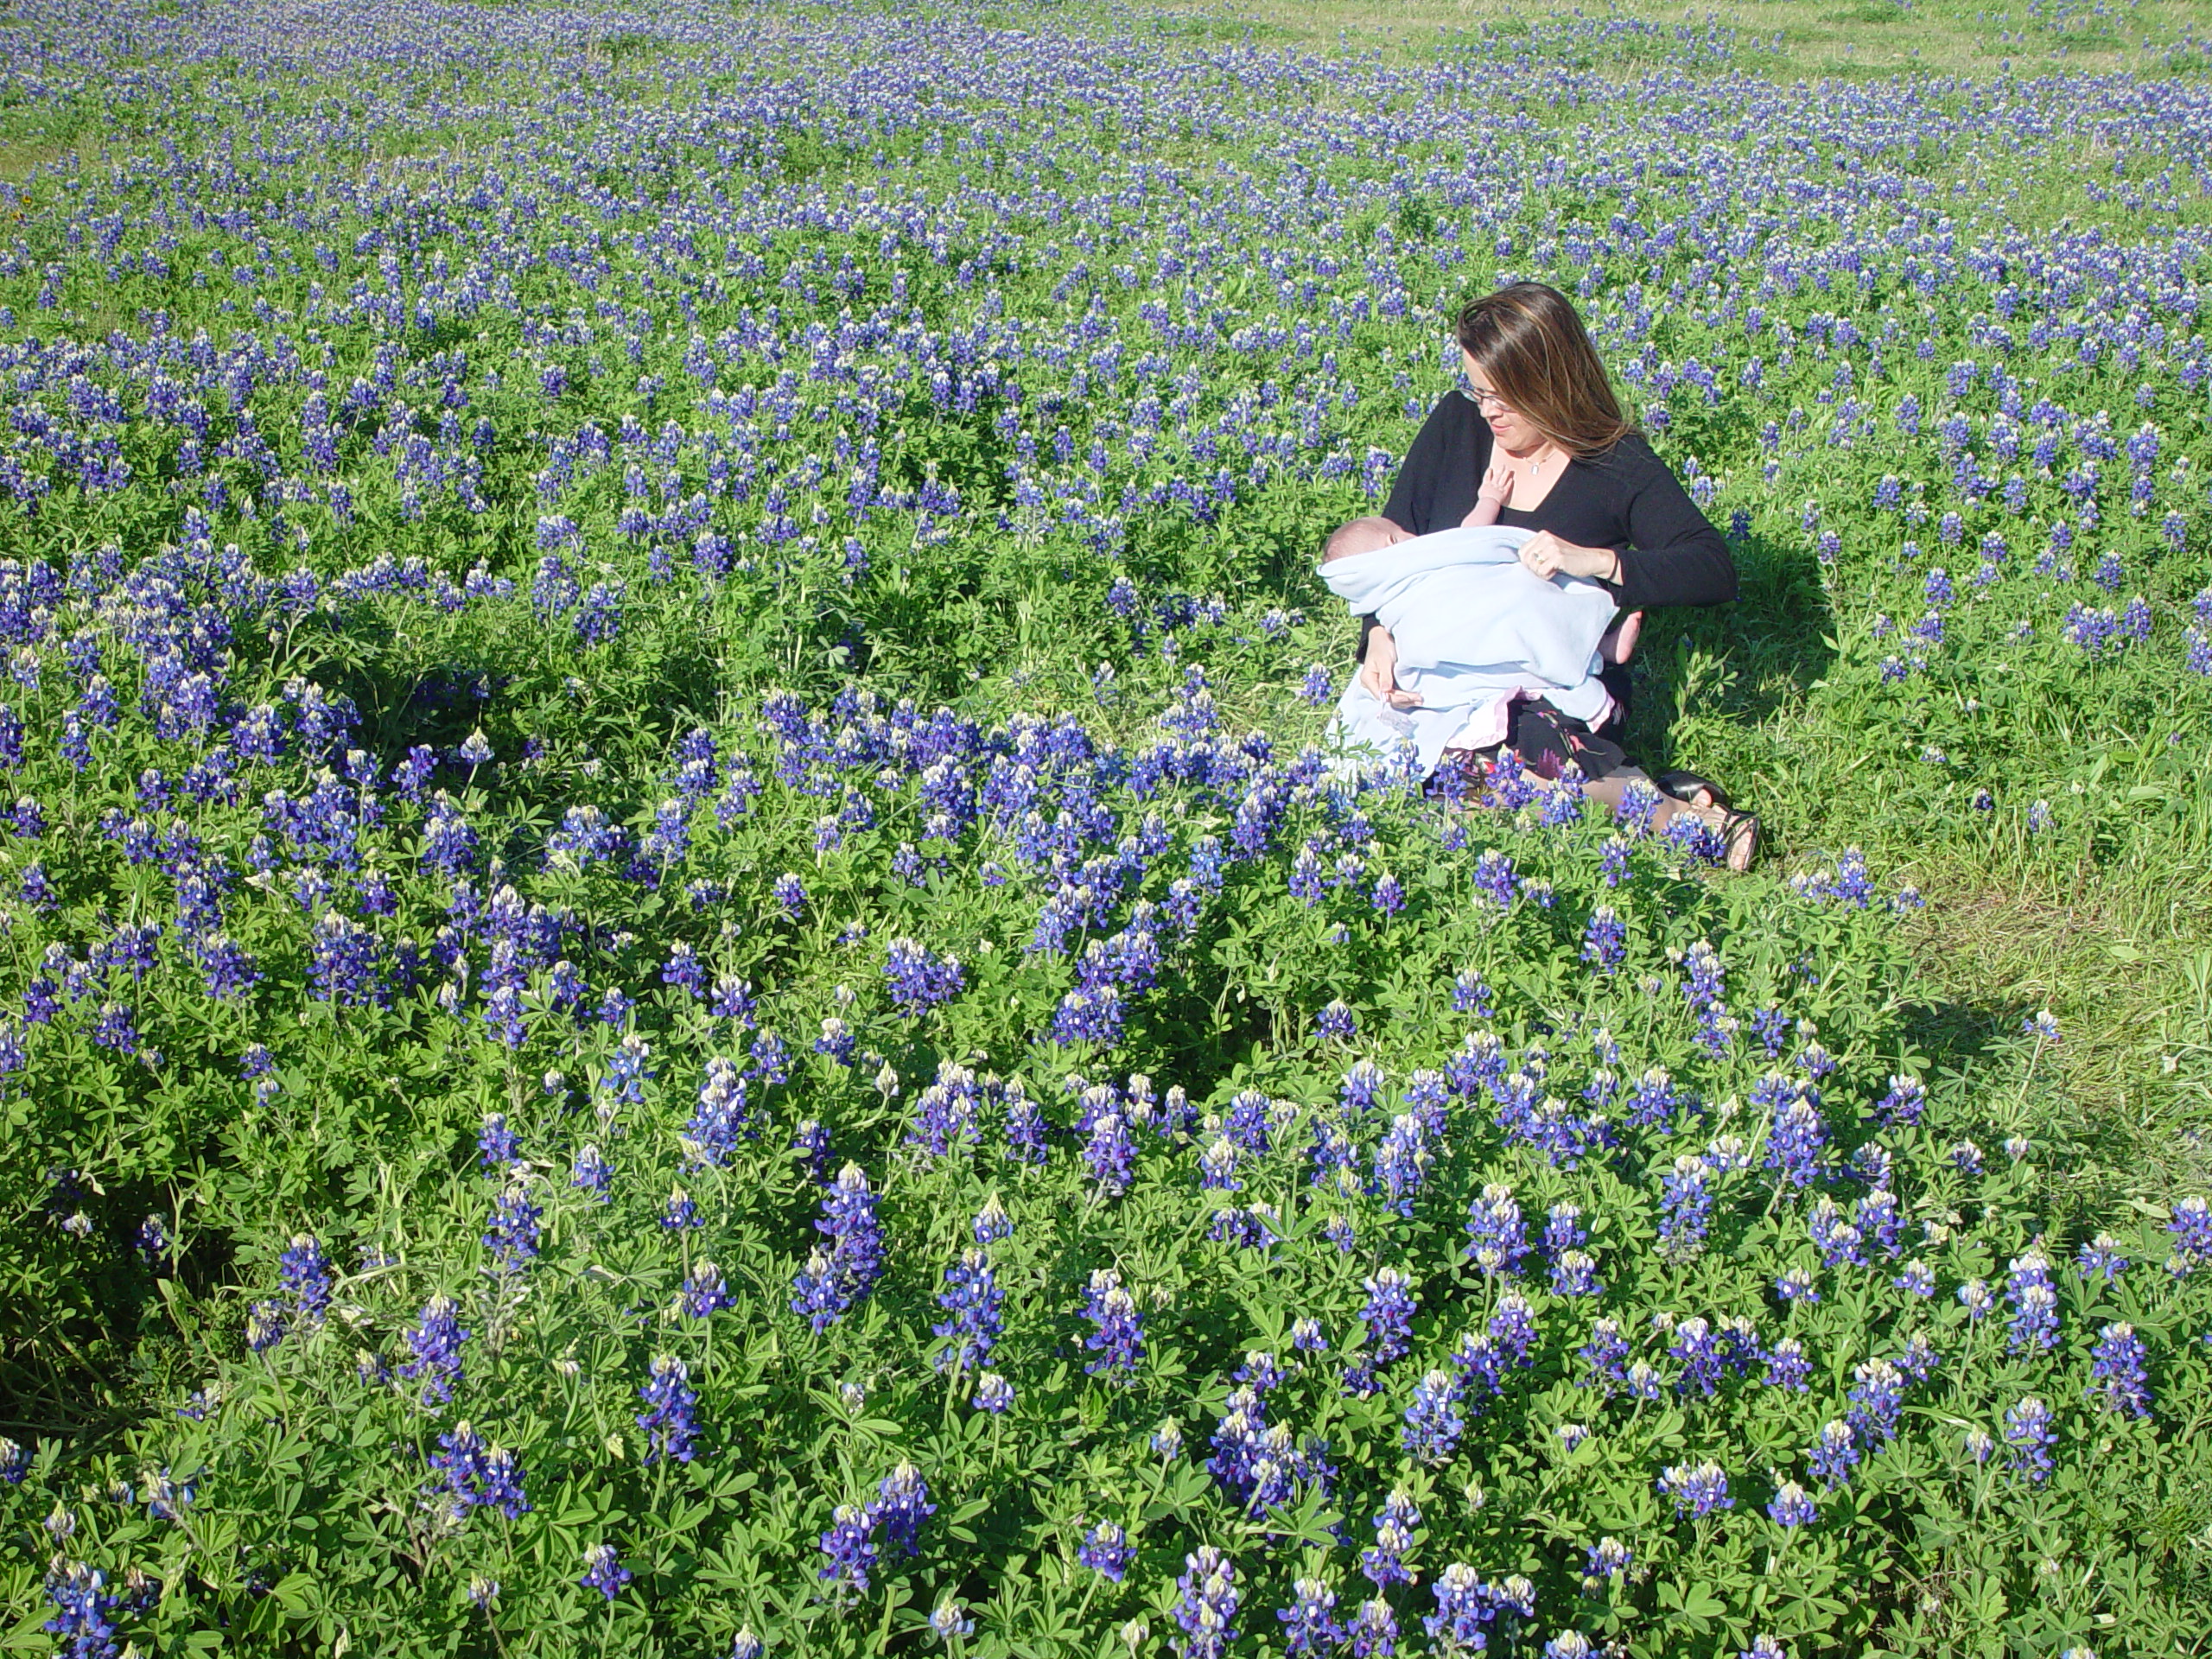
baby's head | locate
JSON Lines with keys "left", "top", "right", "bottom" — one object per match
{"left": 1322, "top": 516, "right": 1410, "bottom": 563}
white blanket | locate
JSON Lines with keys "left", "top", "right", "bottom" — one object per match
{"left": 1321, "top": 525, "right": 1618, "bottom": 778}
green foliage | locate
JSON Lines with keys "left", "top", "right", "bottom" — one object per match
{"left": 0, "top": 0, "right": 2210, "bottom": 1656}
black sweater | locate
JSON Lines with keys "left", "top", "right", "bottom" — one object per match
{"left": 1380, "top": 392, "right": 1738, "bottom": 612}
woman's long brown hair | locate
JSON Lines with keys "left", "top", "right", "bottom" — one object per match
{"left": 1455, "top": 282, "right": 1636, "bottom": 459}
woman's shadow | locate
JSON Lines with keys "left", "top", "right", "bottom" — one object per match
{"left": 1621, "top": 526, "right": 1838, "bottom": 780}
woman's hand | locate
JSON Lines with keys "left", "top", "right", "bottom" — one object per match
{"left": 1519, "top": 531, "right": 1623, "bottom": 583}
{"left": 1359, "top": 625, "right": 1422, "bottom": 709}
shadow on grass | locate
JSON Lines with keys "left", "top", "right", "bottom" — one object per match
{"left": 1624, "top": 528, "right": 1837, "bottom": 779}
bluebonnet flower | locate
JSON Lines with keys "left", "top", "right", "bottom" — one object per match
{"left": 1277, "top": 1579, "right": 1344, "bottom": 1656}
{"left": 1171, "top": 1547, "right": 1239, "bottom": 1659}
{"left": 710, "top": 976, "right": 757, "bottom": 1024}
{"left": 1580, "top": 906, "right": 1625, "bottom": 972}
{"left": 1807, "top": 1198, "right": 1864, "bottom": 1269}
{"left": 1360, "top": 1490, "right": 1420, "bottom": 1589}
{"left": 581, "top": 1542, "right": 631, "bottom": 1601}
{"left": 1208, "top": 1204, "right": 1281, "bottom": 1251}
{"left": 973, "top": 1372, "right": 1015, "bottom": 1414}
{"left": 1402, "top": 1369, "right": 1465, "bottom": 1464}
{"left": 1299, "top": 665, "right": 1333, "bottom": 706}
{"left": 884, "top": 938, "right": 965, "bottom": 1016}
{"left": 686, "top": 1057, "right": 750, "bottom": 1166}
{"left": 1893, "top": 1260, "right": 1936, "bottom": 1298}
{"left": 680, "top": 1260, "right": 731, "bottom": 1319}
{"left": 571, "top": 1144, "right": 612, "bottom": 1200}
{"left": 1084, "top": 1111, "right": 1136, "bottom": 1197}
{"left": 1621, "top": 1066, "right": 1681, "bottom": 1130}
{"left": 1767, "top": 1480, "right": 1819, "bottom": 1528}
{"left": 1471, "top": 849, "right": 1516, "bottom": 909}
{"left": 2002, "top": 1396, "right": 2055, "bottom": 1482}
{"left": 972, "top": 1196, "right": 1014, "bottom": 1246}
{"left": 1452, "top": 972, "right": 1493, "bottom": 1016}
{"left": 602, "top": 1033, "right": 653, "bottom": 1106}
{"left": 1079, "top": 1521, "right": 1135, "bottom": 1582}
{"left": 2087, "top": 1323, "right": 2151, "bottom": 1418}
{"left": 1003, "top": 1090, "right": 1050, "bottom": 1166}
{"left": 1657, "top": 1459, "right": 1732, "bottom": 1519}
{"left": 1082, "top": 1268, "right": 1144, "bottom": 1376}
{"left": 245, "top": 1301, "right": 287, "bottom": 1352}
{"left": 42, "top": 1561, "right": 120, "bottom": 1659}
{"left": 637, "top": 1356, "right": 698, "bottom": 1464}
{"left": 1347, "top": 1597, "right": 1399, "bottom": 1658}
{"left": 1339, "top": 1059, "right": 1385, "bottom": 1116}
{"left": 1551, "top": 1249, "right": 1602, "bottom": 1298}
{"left": 1372, "top": 1115, "right": 1430, "bottom": 1217}
{"left": 1426, "top": 1562, "right": 1503, "bottom": 1652}
{"left": 1958, "top": 1277, "right": 1996, "bottom": 1321}
{"left": 1315, "top": 999, "right": 1357, "bottom": 1042}
{"left": 482, "top": 1181, "right": 542, "bottom": 1274}
{"left": 430, "top": 1421, "right": 531, "bottom": 1522}
{"left": 928, "top": 1599, "right": 973, "bottom": 1645}
{"left": 770, "top": 872, "right": 806, "bottom": 920}
{"left": 2075, "top": 1233, "right": 2128, "bottom": 1281}
{"left": 1808, "top": 1420, "right": 1859, "bottom": 1489}
{"left": 875, "top": 1468, "right": 938, "bottom": 1557}
{"left": 1, "top": 1437, "right": 30, "bottom": 1483}
{"left": 1580, "top": 1538, "right": 1631, "bottom": 1592}
{"left": 819, "top": 1503, "right": 879, "bottom": 1592}
{"left": 1370, "top": 871, "right": 1405, "bottom": 915}
{"left": 1658, "top": 1157, "right": 1714, "bottom": 1261}
{"left": 933, "top": 1249, "right": 1002, "bottom": 1373}
{"left": 1670, "top": 1318, "right": 1728, "bottom": 1397}
{"left": 278, "top": 1234, "right": 333, "bottom": 1325}
{"left": 1578, "top": 1317, "right": 1630, "bottom": 1393}
{"left": 791, "top": 1163, "right": 886, "bottom": 1331}
{"left": 661, "top": 940, "right": 705, "bottom": 997}
{"left": 1201, "top": 1135, "right": 1244, "bottom": 1192}
{"left": 1464, "top": 1184, "right": 1529, "bottom": 1275}
{"left": 91, "top": 1001, "right": 140, "bottom": 1054}
{"left": 1596, "top": 835, "right": 1632, "bottom": 887}
{"left": 1871, "top": 1073, "right": 1926, "bottom": 1128}
{"left": 141, "top": 1466, "right": 194, "bottom": 1522}
{"left": 2005, "top": 1249, "right": 2059, "bottom": 1353}
{"left": 1487, "top": 1293, "right": 1537, "bottom": 1370}
{"left": 400, "top": 1295, "right": 468, "bottom": 1408}
{"left": 1344, "top": 1268, "right": 1415, "bottom": 1395}
{"left": 1762, "top": 1091, "right": 1827, "bottom": 1190}
{"left": 815, "top": 1017, "right": 856, "bottom": 1065}
{"left": 2168, "top": 1196, "right": 2212, "bottom": 1273}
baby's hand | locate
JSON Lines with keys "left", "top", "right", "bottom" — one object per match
{"left": 1477, "top": 461, "right": 1514, "bottom": 505}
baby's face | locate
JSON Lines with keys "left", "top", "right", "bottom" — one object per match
{"left": 1327, "top": 519, "right": 1412, "bottom": 562}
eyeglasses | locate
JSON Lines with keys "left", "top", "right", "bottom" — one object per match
{"left": 1459, "top": 379, "right": 1513, "bottom": 414}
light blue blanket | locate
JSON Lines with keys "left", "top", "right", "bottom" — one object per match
{"left": 1321, "top": 525, "right": 1618, "bottom": 778}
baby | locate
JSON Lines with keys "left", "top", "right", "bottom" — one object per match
{"left": 1327, "top": 501, "right": 1640, "bottom": 671}
{"left": 1319, "top": 515, "right": 1624, "bottom": 779}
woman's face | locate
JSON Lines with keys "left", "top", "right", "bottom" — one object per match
{"left": 1461, "top": 350, "right": 1540, "bottom": 453}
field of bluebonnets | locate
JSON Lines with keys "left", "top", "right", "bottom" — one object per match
{"left": 4, "top": 0, "right": 2212, "bottom": 1653}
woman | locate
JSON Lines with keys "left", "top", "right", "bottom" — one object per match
{"left": 1352, "top": 281, "right": 1753, "bottom": 867}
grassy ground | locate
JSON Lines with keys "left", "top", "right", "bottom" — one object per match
{"left": 1136, "top": 0, "right": 2212, "bottom": 76}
